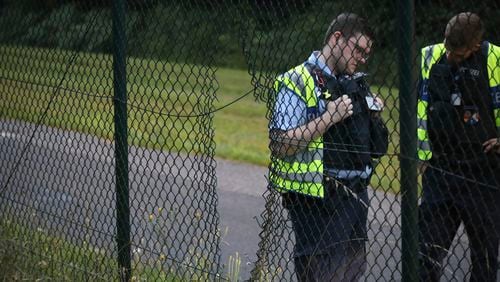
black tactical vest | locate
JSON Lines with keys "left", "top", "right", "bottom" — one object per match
{"left": 305, "top": 63, "right": 378, "bottom": 170}
{"left": 324, "top": 74, "right": 372, "bottom": 170}
{"left": 427, "top": 43, "right": 497, "bottom": 161}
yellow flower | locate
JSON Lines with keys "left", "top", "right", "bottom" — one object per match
{"left": 194, "top": 209, "right": 202, "bottom": 221}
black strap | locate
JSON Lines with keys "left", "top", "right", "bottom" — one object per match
{"left": 481, "top": 41, "right": 489, "bottom": 57}
{"left": 304, "top": 62, "right": 343, "bottom": 101}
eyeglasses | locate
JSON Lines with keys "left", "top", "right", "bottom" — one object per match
{"left": 348, "top": 38, "right": 370, "bottom": 61}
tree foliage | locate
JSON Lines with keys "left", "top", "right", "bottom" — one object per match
{"left": 0, "top": 0, "right": 498, "bottom": 76}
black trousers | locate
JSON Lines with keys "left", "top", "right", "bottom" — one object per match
{"left": 418, "top": 166, "right": 500, "bottom": 282}
{"left": 284, "top": 177, "right": 369, "bottom": 282}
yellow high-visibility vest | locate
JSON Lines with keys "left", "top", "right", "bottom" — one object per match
{"left": 270, "top": 64, "right": 324, "bottom": 198}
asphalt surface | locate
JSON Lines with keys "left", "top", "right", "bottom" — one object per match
{"left": 0, "top": 119, "right": 484, "bottom": 281}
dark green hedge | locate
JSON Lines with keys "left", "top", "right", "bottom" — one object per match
{"left": 1, "top": 0, "right": 498, "bottom": 81}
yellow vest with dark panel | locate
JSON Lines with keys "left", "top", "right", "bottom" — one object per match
{"left": 269, "top": 64, "right": 324, "bottom": 198}
{"left": 417, "top": 42, "right": 500, "bottom": 161}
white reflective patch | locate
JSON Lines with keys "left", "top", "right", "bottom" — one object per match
{"left": 365, "top": 96, "right": 382, "bottom": 111}
{"left": 458, "top": 66, "right": 480, "bottom": 77}
{"left": 451, "top": 93, "right": 462, "bottom": 106}
{"left": 469, "top": 69, "right": 480, "bottom": 76}
{"left": 494, "top": 91, "right": 500, "bottom": 105}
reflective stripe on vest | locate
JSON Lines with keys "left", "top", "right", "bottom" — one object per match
{"left": 271, "top": 64, "right": 324, "bottom": 198}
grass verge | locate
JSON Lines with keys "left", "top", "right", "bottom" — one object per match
{"left": 0, "top": 219, "right": 196, "bottom": 281}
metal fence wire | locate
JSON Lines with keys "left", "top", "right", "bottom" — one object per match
{"left": 0, "top": 0, "right": 499, "bottom": 281}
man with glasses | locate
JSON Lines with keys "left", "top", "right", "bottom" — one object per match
{"left": 417, "top": 12, "right": 500, "bottom": 281}
{"left": 269, "top": 12, "right": 387, "bottom": 281}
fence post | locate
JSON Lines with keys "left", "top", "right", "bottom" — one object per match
{"left": 112, "top": 0, "right": 131, "bottom": 280}
{"left": 397, "top": 0, "right": 418, "bottom": 281}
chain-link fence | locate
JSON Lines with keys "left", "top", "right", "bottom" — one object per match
{"left": 1, "top": 0, "right": 499, "bottom": 281}
{"left": 251, "top": 2, "right": 500, "bottom": 281}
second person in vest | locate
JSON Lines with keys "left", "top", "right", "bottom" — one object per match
{"left": 269, "top": 12, "right": 388, "bottom": 281}
{"left": 417, "top": 12, "right": 500, "bottom": 282}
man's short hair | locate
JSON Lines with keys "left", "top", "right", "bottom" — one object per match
{"left": 323, "top": 12, "right": 373, "bottom": 45}
{"left": 444, "top": 12, "right": 484, "bottom": 51}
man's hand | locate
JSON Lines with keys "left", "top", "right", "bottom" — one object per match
{"left": 270, "top": 95, "right": 352, "bottom": 158}
{"left": 483, "top": 137, "right": 500, "bottom": 154}
{"left": 326, "top": 95, "right": 353, "bottom": 124}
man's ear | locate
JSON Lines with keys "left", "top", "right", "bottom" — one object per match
{"left": 329, "top": 31, "right": 342, "bottom": 46}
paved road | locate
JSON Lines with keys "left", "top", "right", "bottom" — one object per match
{"left": 0, "top": 119, "right": 481, "bottom": 281}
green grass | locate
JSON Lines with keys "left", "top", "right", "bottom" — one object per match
{"left": 1, "top": 217, "right": 247, "bottom": 281}
{"left": 0, "top": 219, "right": 184, "bottom": 281}
{"left": 370, "top": 85, "right": 401, "bottom": 193}
{"left": 0, "top": 44, "right": 269, "bottom": 166}
{"left": 0, "top": 45, "right": 402, "bottom": 192}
